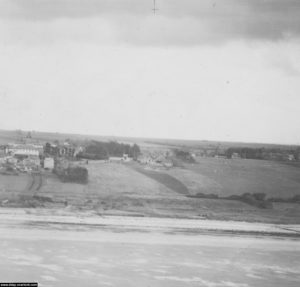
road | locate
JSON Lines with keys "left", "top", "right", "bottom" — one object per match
{"left": 0, "top": 214, "right": 299, "bottom": 287}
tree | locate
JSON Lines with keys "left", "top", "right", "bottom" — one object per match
{"left": 130, "top": 144, "right": 141, "bottom": 160}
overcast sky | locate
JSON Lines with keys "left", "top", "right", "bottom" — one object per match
{"left": 0, "top": 0, "right": 300, "bottom": 144}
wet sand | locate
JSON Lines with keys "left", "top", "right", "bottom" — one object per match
{"left": 0, "top": 208, "right": 299, "bottom": 286}
{"left": 0, "top": 221, "right": 300, "bottom": 287}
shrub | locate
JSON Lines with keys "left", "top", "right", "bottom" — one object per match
{"left": 65, "top": 166, "right": 88, "bottom": 183}
{"left": 55, "top": 165, "right": 88, "bottom": 184}
{"left": 268, "top": 195, "right": 300, "bottom": 203}
{"left": 258, "top": 201, "right": 273, "bottom": 209}
{"left": 291, "top": 195, "right": 300, "bottom": 203}
{"left": 187, "top": 193, "right": 219, "bottom": 199}
{"left": 223, "top": 193, "right": 272, "bottom": 209}
{"left": 240, "top": 193, "right": 272, "bottom": 209}
{"left": 252, "top": 193, "right": 266, "bottom": 201}
{"left": 173, "top": 149, "right": 196, "bottom": 163}
{"left": 225, "top": 195, "right": 241, "bottom": 200}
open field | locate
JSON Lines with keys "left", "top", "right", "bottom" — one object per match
{"left": 0, "top": 174, "right": 30, "bottom": 192}
{"left": 164, "top": 158, "right": 300, "bottom": 198}
{"left": 1, "top": 160, "right": 300, "bottom": 223}
{"left": 132, "top": 165, "right": 189, "bottom": 195}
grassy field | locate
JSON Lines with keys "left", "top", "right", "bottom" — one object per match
{"left": 36, "top": 162, "right": 183, "bottom": 213}
{"left": 186, "top": 157, "right": 300, "bottom": 198}
{"left": 130, "top": 158, "right": 300, "bottom": 199}
{"left": 1, "top": 160, "right": 299, "bottom": 223}
{"left": 0, "top": 174, "right": 31, "bottom": 204}
{"left": 0, "top": 174, "right": 30, "bottom": 193}
{"left": 132, "top": 165, "right": 189, "bottom": 195}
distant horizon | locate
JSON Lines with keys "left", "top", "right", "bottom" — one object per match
{"left": 1, "top": 128, "right": 299, "bottom": 147}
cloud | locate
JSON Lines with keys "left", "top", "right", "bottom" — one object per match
{"left": 0, "top": 0, "right": 299, "bottom": 45}
{"left": 0, "top": 0, "right": 148, "bottom": 20}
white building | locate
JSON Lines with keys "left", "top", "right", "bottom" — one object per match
{"left": 109, "top": 154, "right": 132, "bottom": 163}
{"left": 7, "top": 144, "right": 43, "bottom": 157}
{"left": 44, "top": 157, "right": 55, "bottom": 170}
{"left": 122, "top": 154, "right": 132, "bottom": 162}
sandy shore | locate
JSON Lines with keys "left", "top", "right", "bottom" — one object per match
{"left": 1, "top": 221, "right": 300, "bottom": 287}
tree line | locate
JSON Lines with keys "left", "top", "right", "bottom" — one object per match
{"left": 225, "top": 147, "right": 300, "bottom": 160}
{"left": 77, "top": 141, "right": 140, "bottom": 160}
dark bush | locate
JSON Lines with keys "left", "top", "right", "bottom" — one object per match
{"left": 32, "top": 195, "right": 54, "bottom": 203}
{"left": 241, "top": 193, "right": 257, "bottom": 205}
{"left": 55, "top": 165, "right": 88, "bottom": 183}
{"left": 225, "top": 195, "right": 241, "bottom": 200}
{"left": 291, "top": 195, "right": 300, "bottom": 203}
{"left": 189, "top": 191, "right": 273, "bottom": 209}
{"left": 65, "top": 166, "right": 88, "bottom": 183}
{"left": 188, "top": 193, "right": 219, "bottom": 199}
{"left": 268, "top": 195, "right": 300, "bottom": 203}
{"left": 258, "top": 201, "right": 273, "bottom": 209}
{"left": 222, "top": 193, "right": 272, "bottom": 209}
{"left": 174, "top": 149, "right": 195, "bottom": 163}
{"left": 240, "top": 193, "right": 272, "bottom": 209}
{"left": 252, "top": 193, "right": 266, "bottom": 201}
{"left": 268, "top": 197, "right": 287, "bottom": 203}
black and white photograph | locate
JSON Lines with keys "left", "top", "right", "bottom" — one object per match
{"left": 0, "top": 0, "right": 300, "bottom": 286}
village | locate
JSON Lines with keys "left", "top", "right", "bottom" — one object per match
{"left": 1, "top": 132, "right": 300, "bottom": 181}
{"left": 0, "top": 134, "right": 177, "bottom": 182}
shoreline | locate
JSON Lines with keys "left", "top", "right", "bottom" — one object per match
{"left": 0, "top": 207, "right": 300, "bottom": 239}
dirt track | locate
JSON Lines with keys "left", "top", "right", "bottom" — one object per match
{"left": 25, "top": 173, "right": 43, "bottom": 194}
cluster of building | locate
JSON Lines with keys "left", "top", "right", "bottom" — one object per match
{"left": 44, "top": 142, "right": 82, "bottom": 158}
{"left": 0, "top": 141, "right": 79, "bottom": 173}
{"left": 0, "top": 143, "right": 43, "bottom": 173}
{"left": 0, "top": 138, "right": 178, "bottom": 176}
{"left": 42, "top": 141, "right": 83, "bottom": 169}
{"left": 138, "top": 151, "right": 173, "bottom": 168}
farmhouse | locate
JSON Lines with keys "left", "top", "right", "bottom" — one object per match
{"left": 44, "top": 142, "right": 77, "bottom": 158}
{"left": 58, "top": 143, "right": 75, "bottom": 158}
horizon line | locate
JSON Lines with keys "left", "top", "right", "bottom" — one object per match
{"left": 0, "top": 128, "right": 299, "bottom": 147}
